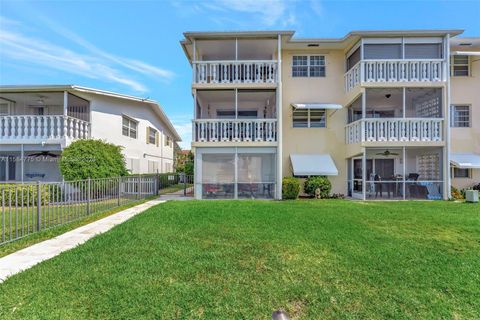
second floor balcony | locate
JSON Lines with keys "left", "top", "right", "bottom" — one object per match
{"left": 0, "top": 115, "right": 90, "bottom": 144}
{"left": 0, "top": 91, "right": 91, "bottom": 145}
{"left": 345, "top": 87, "right": 445, "bottom": 144}
{"left": 346, "top": 118, "right": 444, "bottom": 144}
{"left": 193, "top": 119, "right": 277, "bottom": 143}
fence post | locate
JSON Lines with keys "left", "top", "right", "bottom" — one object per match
{"left": 36, "top": 181, "right": 41, "bottom": 231}
{"left": 184, "top": 172, "right": 187, "bottom": 196}
{"left": 117, "top": 177, "right": 121, "bottom": 206}
{"left": 87, "top": 177, "right": 91, "bottom": 215}
{"left": 137, "top": 176, "right": 141, "bottom": 200}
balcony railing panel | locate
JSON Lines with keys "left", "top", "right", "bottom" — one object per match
{"left": 194, "top": 60, "right": 277, "bottom": 85}
{"left": 345, "top": 59, "right": 446, "bottom": 92}
{"left": 0, "top": 115, "right": 90, "bottom": 142}
{"left": 193, "top": 119, "right": 277, "bottom": 143}
{"left": 346, "top": 118, "right": 443, "bottom": 144}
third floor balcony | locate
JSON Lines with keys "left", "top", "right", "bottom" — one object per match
{"left": 190, "top": 38, "right": 279, "bottom": 87}
{"left": 345, "top": 38, "right": 448, "bottom": 92}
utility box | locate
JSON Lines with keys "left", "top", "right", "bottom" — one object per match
{"left": 466, "top": 190, "right": 479, "bottom": 203}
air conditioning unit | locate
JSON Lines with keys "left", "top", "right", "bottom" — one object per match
{"left": 465, "top": 190, "right": 479, "bottom": 203}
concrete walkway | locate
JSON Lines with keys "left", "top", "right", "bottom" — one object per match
{"left": 0, "top": 198, "right": 165, "bottom": 283}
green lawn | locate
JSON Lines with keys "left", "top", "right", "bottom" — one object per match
{"left": 0, "top": 200, "right": 479, "bottom": 319}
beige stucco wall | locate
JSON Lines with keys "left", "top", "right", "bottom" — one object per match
{"left": 450, "top": 54, "right": 480, "bottom": 189}
{"left": 281, "top": 49, "right": 348, "bottom": 194}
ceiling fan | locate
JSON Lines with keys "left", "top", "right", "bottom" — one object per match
{"left": 27, "top": 151, "right": 59, "bottom": 158}
{"left": 376, "top": 150, "right": 399, "bottom": 157}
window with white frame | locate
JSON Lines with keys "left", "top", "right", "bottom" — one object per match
{"left": 451, "top": 55, "right": 469, "bottom": 76}
{"left": 164, "top": 135, "right": 172, "bottom": 147}
{"left": 453, "top": 167, "right": 470, "bottom": 178}
{"left": 450, "top": 105, "right": 470, "bottom": 127}
{"left": 122, "top": 116, "right": 137, "bottom": 139}
{"left": 147, "top": 127, "right": 158, "bottom": 145}
{"left": 292, "top": 56, "right": 325, "bottom": 77}
{"left": 292, "top": 109, "right": 326, "bottom": 128}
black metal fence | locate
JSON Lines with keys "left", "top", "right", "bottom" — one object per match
{"left": 157, "top": 173, "right": 194, "bottom": 197}
{"left": 0, "top": 175, "right": 158, "bottom": 245}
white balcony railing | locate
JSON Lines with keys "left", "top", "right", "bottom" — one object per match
{"left": 193, "top": 60, "right": 277, "bottom": 85}
{"left": 345, "top": 59, "right": 446, "bottom": 92}
{"left": 346, "top": 118, "right": 444, "bottom": 144}
{"left": 0, "top": 115, "right": 90, "bottom": 142}
{"left": 193, "top": 119, "right": 277, "bottom": 143}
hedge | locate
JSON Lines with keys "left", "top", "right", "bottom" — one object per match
{"left": 304, "top": 176, "right": 332, "bottom": 198}
{"left": 0, "top": 184, "right": 50, "bottom": 206}
{"left": 282, "top": 177, "right": 300, "bottom": 200}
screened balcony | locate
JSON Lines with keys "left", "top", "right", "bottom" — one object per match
{"left": 196, "top": 148, "right": 277, "bottom": 199}
{"left": 345, "top": 39, "right": 447, "bottom": 92}
{"left": 0, "top": 92, "right": 90, "bottom": 145}
{"left": 193, "top": 89, "right": 277, "bottom": 143}
{"left": 192, "top": 38, "right": 278, "bottom": 85}
{"left": 348, "top": 147, "right": 445, "bottom": 200}
{"left": 345, "top": 88, "right": 445, "bottom": 144}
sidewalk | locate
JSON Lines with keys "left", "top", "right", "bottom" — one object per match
{"left": 0, "top": 198, "right": 165, "bottom": 283}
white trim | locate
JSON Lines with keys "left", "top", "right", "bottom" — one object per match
{"left": 363, "top": 38, "right": 402, "bottom": 44}
{"left": 292, "top": 103, "right": 342, "bottom": 110}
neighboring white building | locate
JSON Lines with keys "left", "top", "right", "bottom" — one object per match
{"left": 0, "top": 85, "right": 181, "bottom": 182}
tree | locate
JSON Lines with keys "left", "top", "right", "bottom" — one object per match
{"left": 175, "top": 151, "right": 194, "bottom": 175}
{"left": 59, "top": 139, "right": 128, "bottom": 181}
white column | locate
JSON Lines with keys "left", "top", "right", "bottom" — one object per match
{"left": 403, "top": 146, "right": 406, "bottom": 200}
{"left": 445, "top": 34, "right": 451, "bottom": 200}
{"left": 235, "top": 88, "right": 238, "bottom": 119}
{"left": 362, "top": 149, "right": 366, "bottom": 201}
{"left": 63, "top": 91, "right": 68, "bottom": 141}
{"left": 192, "top": 40, "right": 197, "bottom": 83}
{"left": 402, "top": 87, "right": 406, "bottom": 118}
{"left": 276, "top": 34, "right": 283, "bottom": 200}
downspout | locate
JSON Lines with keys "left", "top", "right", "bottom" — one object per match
{"left": 276, "top": 34, "right": 283, "bottom": 200}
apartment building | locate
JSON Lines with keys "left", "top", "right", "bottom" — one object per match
{"left": 182, "top": 30, "right": 479, "bottom": 200}
{"left": 0, "top": 85, "right": 181, "bottom": 182}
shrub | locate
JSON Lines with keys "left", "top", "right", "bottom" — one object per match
{"left": 304, "top": 176, "right": 332, "bottom": 198}
{"left": 451, "top": 186, "right": 464, "bottom": 200}
{"left": 0, "top": 184, "right": 50, "bottom": 206}
{"left": 472, "top": 183, "right": 480, "bottom": 191}
{"left": 282, "top": 177, "right": 300, "bottom": 200}
{"left": 59, "top": 139, "right": 128, "bottom": 181}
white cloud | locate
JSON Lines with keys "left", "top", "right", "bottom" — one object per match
{"left": 172, "top": 120, "right": 192, "bottom": 149}
{"left": 0, "top": 28, "right": 148, "bottom": 92}
{"left": 0, "top": 16, "right": 175, "bottom": 92}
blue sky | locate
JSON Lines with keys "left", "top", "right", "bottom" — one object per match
{"left": 1, "top": 0, "right": 479, "bottom": 148}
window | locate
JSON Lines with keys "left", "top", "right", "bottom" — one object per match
{"left": 453, "top": 168, "right": 470, "bottom": 178}
{"left": 292, "top": 56, "right": 325, "bottom": 77}
{"left": 122, "top": 116, "right": 137, "bottom": 138}
{"left": 164, "top": 135, "right": 172, "bottom": 147}
{"left": 292, "top": 109, "right": 326, "bottom": 128}
{"left": 451, "top": 105, "right": 470, "bottom": 127}
{"left": 0, "top": 102, "right": 10, "bottom": 115}
{"left": 404, "top": 43, "right": 442, "bottom": 59}
{"left": 451, "top": 55, "right": 469, "bottom": 76}
{"left": 363, "top": 44, "right": 402, "bottom": 59}
{"left": 147, "top": 127, "right": 158, "bottom": 145}
{"left": 216, "top": 110, "right": 258, "bottom": 119}
{"left": 148, "top": 160, "right": 159, "bottom": 173}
